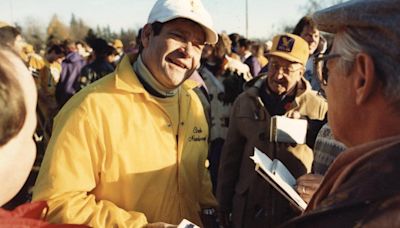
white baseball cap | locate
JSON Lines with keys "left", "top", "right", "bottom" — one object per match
{"left": 147, "top": 0, "right": 218, "bottom": 44}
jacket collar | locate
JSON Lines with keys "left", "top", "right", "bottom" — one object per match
{"left": 244, "top": 75, "right": 314, "bottom": 113}
{"left": 246, "top": 75, "right": 312, "bottom": 99}
{"left": 115, "top": 54, "right": 199, "bottom": 94}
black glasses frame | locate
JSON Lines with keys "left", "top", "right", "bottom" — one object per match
{"left": 313, "top": 54, "right": 341, "bottom": 86}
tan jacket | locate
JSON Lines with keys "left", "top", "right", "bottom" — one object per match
{"left": 217, "top": 76, "right": 327, "bottom": 227}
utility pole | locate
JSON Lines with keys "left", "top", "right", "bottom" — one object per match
{"left": 245, "top": 0, "right": 248, "bottom": 38}
{"left": 9, "top": 0, "right": 14, "bottom": 23}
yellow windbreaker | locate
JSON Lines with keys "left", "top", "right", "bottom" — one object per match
{"left": 33, "top": 55, "right": 217, "bottom": 227}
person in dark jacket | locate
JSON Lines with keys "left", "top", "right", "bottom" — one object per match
{"left": 55, "top": 39, "right": 85, "bottom": 107}
{"left": 284, "top": 0, "right": 400, "bottom": 227}
{"left": 237, "top": 38, "right": 261, "bottom": 77}
{"left": 79, "top": 38, "right": 115, "bottom": 89}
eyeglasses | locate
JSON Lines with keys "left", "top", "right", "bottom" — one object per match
{"left": 269, "top": 62, "right": 303, "bottom": 75}
{"left": 313, "top": 54, "right": 341, "bottom": 86}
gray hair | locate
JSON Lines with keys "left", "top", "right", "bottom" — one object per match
{"left": 334, "top": 28, "right": 400, "bottom": 107}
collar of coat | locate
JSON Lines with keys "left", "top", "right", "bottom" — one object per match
{"left": 244, "top": 74, "right": 314, "bottom": 111}
{"left": 114, "top": 53, "right": 199, "bottom": 94}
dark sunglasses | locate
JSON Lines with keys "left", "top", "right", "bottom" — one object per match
{"left": 313, "top": 54, "right": 341, "bottom": 86}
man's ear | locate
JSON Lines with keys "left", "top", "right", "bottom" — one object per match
{"left": 298, "top": 66, "right": 306, "bottom": 79}
{"left": 353, "top": 52, "right": 378, "bottom": 105}
{"left": 141, "top": 24, "right": 153, "bottom": 49}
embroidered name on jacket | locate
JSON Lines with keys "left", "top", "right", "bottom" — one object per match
{"left": 188, "top": 127, "right": 207, "bottom": 142}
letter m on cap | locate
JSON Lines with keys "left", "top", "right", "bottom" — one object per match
{"left": 277, "top": 36, "right": 294, "bottom": 52}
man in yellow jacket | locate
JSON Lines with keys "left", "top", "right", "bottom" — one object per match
{"left": 32, "top": 0, "right": 218, "bottom": 227}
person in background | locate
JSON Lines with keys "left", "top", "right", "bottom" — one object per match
{"left": 0, "top": 46, "right": 87, "bottom": 227}
{"left": 292, "top": 16, "right": 326, "bottom": 92}
{"left": 285, "top": 0, "right": 400, "bottom": 227}
{"left": 75, "top": 40, "right": 91, "bottom": 60}
{"left": 199, "top": 33, "right": 251, "bottom": 193}
{"left": 55, "top": 39, "right": 85, "bottom": 108}
{"left": 252, "top": 42, "right": 268, "bottom": 68}
{"left": 112, "top": 38, "right": 124, "bottom": 64}
{"left": 228, "top": 33, "right": 241, "bottom": 57}
{"left": 21, "top": 43, "right": 46, "bottom": 86}
{"left": 0, "top": 21, "right": 24, "bottom": 54}
{"left": 237, "top": 37, "right": 261, "bottom": 77}
{"left": 32, "top": 0, "right": 218, "bottom": 227}
{"left": 79, "top": 38, "right": 115, "bottom": 89}
{"left": 217, "top": 33, "right": 327, "bottom": 228}
{"left": 36, "top": 44, "right": 66, "bottom": 144}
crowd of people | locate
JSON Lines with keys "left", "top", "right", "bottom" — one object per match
{"left": 0, "top": 0, "right": 399, "bottom": 227}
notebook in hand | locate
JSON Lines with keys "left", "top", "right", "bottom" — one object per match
{"left": 250, "top": 147, "right": 307, "bottom": 211}
{"left": 269, "top": 115, "right": 308, "bottom": 144}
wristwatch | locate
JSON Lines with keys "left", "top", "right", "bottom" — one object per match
{"left": 202, "top": 208, "right": 216, "bottom": 215}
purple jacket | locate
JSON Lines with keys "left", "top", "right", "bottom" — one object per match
{"left": 56, "top": 52, "right": 85, "bottom": 107}
{"left": 244, "top": 55, "right": 261, "bottom": 77}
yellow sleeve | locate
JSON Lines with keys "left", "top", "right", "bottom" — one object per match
{"left": 32, "top": 104, "right": 148, "bottom": 228}
{"left": 198, "top": 159, "right": 218, "bottom": 209}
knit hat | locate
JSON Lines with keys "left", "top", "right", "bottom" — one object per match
{"left": 147, "top": 0, "right": 218, "bottom": 44}
{"left": 268, "top": 33, "right": 309, "bottom": 65}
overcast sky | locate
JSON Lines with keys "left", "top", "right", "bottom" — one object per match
{"left": 0, "top": 0, "right": 336, "bottom": 39}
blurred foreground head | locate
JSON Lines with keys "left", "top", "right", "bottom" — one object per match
{"left": 313, "top": 0, "right": 400, "bottom": 146}
{"left": 0, "top": 46, "right": 38, "bottom": 206}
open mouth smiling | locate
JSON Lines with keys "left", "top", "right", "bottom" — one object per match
{"left": 167, "top": 57, "right": 189, "bottom": 69}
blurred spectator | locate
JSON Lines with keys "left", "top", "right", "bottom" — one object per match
{"left": 228, "top": 33, "right": 241, "bottom": 55}
{"left": 21, "top": 43, "right": 45, "bottom": 85}
{"left": 237, "top": 38, "right": 261, "bottom": 77}
{"left": 292, "top": 16, "right": 326, "bottom": 92}
{"left": 0, "top": 21, "right": 24, "bottom": 54}
{"left": 79, "top": 38, "right": 115, "bottom": 89}
{"left": 37, "top": 44, "right": 65, "bottom": 139}
{"left": 251, "top": 42, "right": 268, "bottom": 68}
{"left": 199, "top": 33, "right": 251, "bottom": 193}
{"left": 112, "top": 39, "right": 124, "bottom": 64}
{"left": 75, "top": 40, "right": 91, "bottom": 60}
{"left": 55, "top": 39, "right": 85, "bottom": 107}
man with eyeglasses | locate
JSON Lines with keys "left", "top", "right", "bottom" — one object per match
{"left": 217, "top": 33, "right": 327, "bottom": 228}
{"left": 282, "top": 0, "right": 400, "bottom": 227}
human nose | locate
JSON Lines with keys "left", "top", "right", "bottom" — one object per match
{"left": 179, "top": 41, "right": 194, "bottom": 58}
{"left": 272, "top": 67, "right": 285, "bottom": 79}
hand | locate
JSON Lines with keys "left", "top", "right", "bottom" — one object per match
{"left": 200, "top": 214, "right": 218, "bottom": 228}
{"left": 296, "top": 174, "right": 323, "bottom": 203}
{"left": 287, "top": 111, "right": 301, "bottom": 119}
{"left": 200, "top": 208, "right": 218, "bottom": 228}
{"left": 143, "top": 222, "right": 177, "bottom": 228}
{"left": 217, "top": 210, "right": 232, "bottom": 228}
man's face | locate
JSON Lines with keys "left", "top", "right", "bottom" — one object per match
{"left": 326, "top": 37, "right": 355, "bottom": 146}
{"left": 141, "top": 19, "right": 206, "bottom": 89}
{"left": 300, "top": 25, "right": 320, "bottom": 55}
{"left": 267, "top": 56, "right": 304, "bottom": 95}
{"left": 0, "top": 51, "right": 37, "bottom": 206}
{"left": 13, "top": 35, "right": 24, "bottom": 54}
